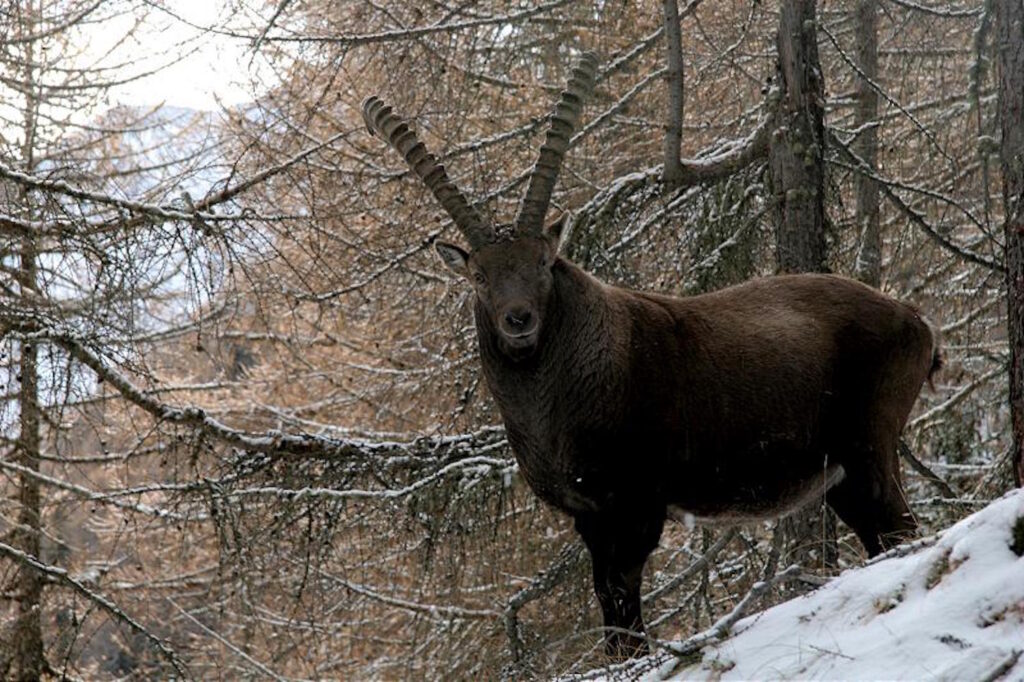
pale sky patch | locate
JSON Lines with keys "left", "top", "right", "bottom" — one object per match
{"left": 88, "top": 1, "right": 258, "bottom": 112}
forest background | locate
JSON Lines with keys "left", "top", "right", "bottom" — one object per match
{"left": 1, "top": 0, "right": 1022, "bottom": 679}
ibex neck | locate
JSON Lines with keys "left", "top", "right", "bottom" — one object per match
{"left": 475, "top": 259, "right": 616, "bottom": 431}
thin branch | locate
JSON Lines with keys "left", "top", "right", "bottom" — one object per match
{"left": 150, "top": 0, "right": 574, "bottom": 45}
{"left": 0, "top": 542, "right": 189, "bottom": 678}
{"left": 328, "top": 575, "right": 501, "bottom": 621}
{"left": 167, "top": 599, "right": 287, "bottom": 681}
{"left": 644, "top": 528, "right": 737, "bottom": 606}
{"left": 909, "top": 365, "right": 1005, "bottom": 429}
{"left": 897, "top": 440, "right": 958, "bottom": 499}
{"left": 663, "top": 0, "right": 685, "bottom": 188}
{"left": 504, "top": 543, "right": 585, "bottom": 662}
{"left": 828, "top": 130, "right": 1005, "bottom": 272}
{"left": 884, "top": 0, "right": 983, "bottom": 18}
{"left": 821, "top": 22, "right": 956, "bottom": 167}
{"left": 250, "top": 0, "right": 294, "bottom": 54}
{"left": 655, "top": 564, "right": 803, "bottom": 673}
{"left": 0, "top": 129, "right": 350, "bottom": 230}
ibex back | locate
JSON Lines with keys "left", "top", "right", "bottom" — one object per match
{"left": 363, "top": 53, "right": 939, "bottom": 660}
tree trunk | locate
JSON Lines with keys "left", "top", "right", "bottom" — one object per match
{"left": 769, "top": 0, "right": 838, "bottom": 569}
{"left": 853, "top": 0, "right": 881, "bottom": 287}
{"left": 770, "top": 0, "right": 828, "bottom": 274}
{"left": 12, "top": 245, "right": 44, "bottom": 682}
{"left": 663, "top": 0, "right": 685, "bottom": 189}
{"left": 9, "top": 7, "right": 46, "bottom": 676}
{"left": 996, "top": 0, "right": 1024, "bottom": 487}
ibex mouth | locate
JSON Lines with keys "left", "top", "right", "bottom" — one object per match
{"left": 504, "top": 329, "right": 538, "bottom": 341}
{"left": 501, "top": 329, "right": 540, "bottom": 360}
{"left": 499, "top": 313, "right": 539, "bottom": 346}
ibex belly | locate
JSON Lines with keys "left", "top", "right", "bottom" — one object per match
{"left": 668, "top": 462, "right": 846, "bottom": 526}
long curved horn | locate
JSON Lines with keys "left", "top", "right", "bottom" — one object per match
{"left": 514, "top": 52, "right": 599, "bottom": 237}
{"left": 362, "top": 96, "right": 494, "bottom": 248}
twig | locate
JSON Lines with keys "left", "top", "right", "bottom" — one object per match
{"left": 504, "top": 543, "right": 585, "bottom": 663}
{"left": 664, "top": 564, "right": 802, "bottom": 658}
{"left": 187, "top": 0, "right": 575, "bottom": 45}
{"left": 820, "top": 23, "right": 956, "bottom": 167}
{"left": 644, "top": 528, "right": 737, "bottom": 605}
{"left": 909, "top": 366, "right": 1004, "bottom": 429}
{"left": 0, "top": 542, "right": 189, "bottom": 678}
{"left": 865, "top": 533, "right": 941, "bottom": 564}
{"left": 168, "top": 599, "right": 287, "bottom": 681}
{"left": 568, "top": 564, "right": 806, "bottom": 681}
{"left": 327, "top": 574, "right": 500, "bottom": 621}
{"left": 251, "top": 0, "right": 293, "bottom": 54}
{"left": 898, "top": 440, "right": 958, "bottom": 499}
{"left": 884, "top": 0, "right": 982, "bottom": 18}
{"left": 828, "top": 130, "right": 1005, "bottom": 272}
{"left": 979, "top": 649, "right": 1022, "bottom": 682}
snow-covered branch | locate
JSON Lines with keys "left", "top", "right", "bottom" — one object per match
{"left": 2, "top": 318, "right": 509, "bottom": 464}
{"left": 828, "top": 130, "right": 1005, "bottom": 272}
{"left": 0, "top": 541, "right": 189, "bottom": 678}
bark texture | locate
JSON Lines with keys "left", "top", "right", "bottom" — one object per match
{"left": 770, "top": 0, "right": 828, "bottom": 274}
{"left": 663, "top": 0, "right": 685, "bottom": 188}
{"left": 996, "top": 0, "right": 1024, "bottom": 487}
{"left": 12, "top": 252, "right": 43, "bottom": 682}
{"left": 769, "top": 0, "right": 837, "bottom": 567}
{"left": 853, "top": 0, "right": 881, "bottom": 287}
{"left": 7, "top": 9, "right": 45, "bottom": 675}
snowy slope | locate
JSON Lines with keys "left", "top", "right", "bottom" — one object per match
{"left": 598, "top": 489, "right": 1024, "bottom": 681}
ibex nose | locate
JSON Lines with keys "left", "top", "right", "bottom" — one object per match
{"left": 503, "top": 308, "right": 534, "bottom": 335}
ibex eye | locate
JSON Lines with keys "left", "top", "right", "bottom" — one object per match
{"left": 473, "top": 272, "right": 486, "bottom": 285}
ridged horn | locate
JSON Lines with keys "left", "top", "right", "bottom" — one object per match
{"left": 362, "top": 96, "right": 494, "bottom": 248}
{"left": 514, "top": 52, "right": 599, "bottom": 237}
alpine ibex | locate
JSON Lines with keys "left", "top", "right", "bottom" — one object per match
{"left": 362, "top": 53, "right": 940, "bottom": 659}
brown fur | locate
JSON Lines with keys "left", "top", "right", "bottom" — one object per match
{"left": 455, "top": 232, "right": 936, "bottom": 659}
{"left": 365, "top": 63, "right": 936, "bottom": 659}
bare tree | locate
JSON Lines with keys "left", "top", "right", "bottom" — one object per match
{"left": 0, "top": 1, "right": 1017, "bottom": 678}
{"left": 0, "top": 2, "right": 309, "bottom": 676}
{"left": 768, "top": 0, "right": 838, "bottom": 569}
{"left": 771, "top": 0, "right": 828, "bottom": 274}
{"left": 663, "top": 0, "right": 685, "bottom": 189}
{"left": 852, "top": 0, "right": 881, "bottom": 287}
{"left": 996, "top": 0, "right": 1024, "bottom": 485}
{"left": 4, "top": 5, "right": 61, "bottom": 676}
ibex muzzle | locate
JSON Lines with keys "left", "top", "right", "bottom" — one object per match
{"left": 363, "top": 53, "right": 939, "bottom": 661}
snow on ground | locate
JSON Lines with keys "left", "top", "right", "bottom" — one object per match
{"left": 593, "top": 488, "right": 1024, "bottom": 681}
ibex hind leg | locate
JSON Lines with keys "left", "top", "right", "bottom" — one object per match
{"left": 826, "top": 446, "right": 917, "bottom": 556}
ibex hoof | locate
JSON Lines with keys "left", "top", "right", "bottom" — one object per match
{"left": 605, "top": 632, "right": 649, "bottom": 661}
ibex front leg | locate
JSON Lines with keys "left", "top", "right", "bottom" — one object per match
{"left": 574, "top": 510, "right": 665, "bottom": 659}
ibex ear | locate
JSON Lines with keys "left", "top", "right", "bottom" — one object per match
{"left": 545, "top": 212, "right": 570, "bottom": 253}
{"left": 435, "top": 241, "right": 470, "bottom": 278}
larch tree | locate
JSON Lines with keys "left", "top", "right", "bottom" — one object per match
{"left": 996, "top": 0, "right": 1024, "bottom": 486}
{"left": 768, "top": 0, "right": 839, "bottom": 569}
{"left": 852, "top": 0, "right": 881, "bottom": 287}
{"left": 0, "top": 2, "right": 218, "bottom": 675}
{"left": 0, "top": 0, "right": 1018, "bottom": 678}
{"left": 0, "top": 1, "right": 323, "bottom": 676}
{"left": 4, "top": 6, "right": 45, "bottom": 676}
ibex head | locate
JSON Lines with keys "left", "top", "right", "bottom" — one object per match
{"left": 363, "top": 53, "right": 598, "bottom": 360}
